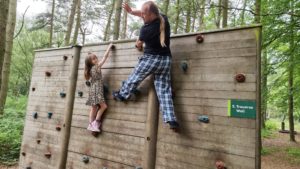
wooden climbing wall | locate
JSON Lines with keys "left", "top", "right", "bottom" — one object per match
{"left": 19, "top": 47, "right": 73, "bottom": 168}
{"left": 19, "top": 26, "right": 261, "bottom": 169}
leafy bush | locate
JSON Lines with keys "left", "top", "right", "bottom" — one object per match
{"left": 0, "top": 95, "right": 27, "bottom": 164}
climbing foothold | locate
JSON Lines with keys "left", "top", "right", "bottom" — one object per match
{"left": 56, "top": 125, "right": 61, "bottom": 131}
{"left": 235, "top": 73, "right": 246, "bottom": 83}
{"left": 63, "top": 55, "right": 68, "bottom": 60}
{"left": 32, "top": 87, "right": 35, "bottom": 91}
{"left": 91, "top": 131, "right": 99, "bottom": 137}
{"left": 82, "top": 155, "right": 89, "bottom": 164}
{"left": 78, "top": 91, "right": 83, "bottom": 97}
{"left": 32, "top": 112, "right": 38, "bottom": 119}
{"left": 215, "top": 160, "right": 226, "bottom": 169}
{"left": 44, "top": 152, "right": 51, "bottom": 158}
{"left": 60, "top": 92, "right": 66, "bottom": 98}
{"left": 111, "top": 44, "right": 116, "bottom": 50}
{"left": 45, "top": 71, "right": 51, "bottom": 77}
{"left": 180, "top": 61, "right": 188, "bottom": 72}
{"left": 85, "top": 81, "right": 91, "bottom": 87}
{"left": 21, "top": 151, "right": 26, "bottom": 156}
{"left": 26, "top": 167, "right": 32, "bottom": 169}
{"left": 198, "top": 115, "right": 209, "bottom": 123}
{"left": 196, "top": 34, "right": 204, "bottom": 43}
{"left": 36, "top": 139, "right": 41, "bottom": 144}
{"left": 135, "top": 167, "right": 143, "bottom": 169}
{"left": 48, "top": 112, "right": 53, "bottom": 119}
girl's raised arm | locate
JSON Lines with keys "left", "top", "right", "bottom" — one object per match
{"left": 98, "top": 43, "right": 113, "bottom": 67}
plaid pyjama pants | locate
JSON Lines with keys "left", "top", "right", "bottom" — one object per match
{"left": 119, "top": 54, "right": 177, "bottom": 123}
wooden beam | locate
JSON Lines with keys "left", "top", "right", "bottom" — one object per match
{"left": 57, "top": 45, "right": 82, "bottom": 169}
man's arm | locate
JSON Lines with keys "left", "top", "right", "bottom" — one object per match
{"left": 122, "top": 3, "right": 142, "bottom": 18}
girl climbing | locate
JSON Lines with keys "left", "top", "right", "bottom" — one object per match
{"left": 84, "top": 43, "right": 114, "bottom": 132}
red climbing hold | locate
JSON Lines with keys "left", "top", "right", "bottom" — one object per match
{"left": 21, "top": 151, "right": 26, "bottom": 156}
{"left": 215, "top": 160, "right": 226, "bottom": 169}
{"left": 45, "top": 71, "right": 51, "bottom": 77}
{"left": 56, "top": 125, "right": 61, "bottom": 131}
{"left": 44, "top": 152, "right": 51, "bottom": 158}
{"left": 63, "top": 55, "right": 68, "bottom": 60}
{"left": 196, "top": 34, "right": 204, "bottom": 43}
{"left": 36, "top": 139, "right": 41, "bottom": 144}
{"left": 235, "top": 73, "right": 246, "bottom": 83}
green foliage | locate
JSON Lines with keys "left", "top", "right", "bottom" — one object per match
{"left": 0, "top": 95, "right": 27, "bottom": 164}
{"left": 261, "top": 147, "right": 279, "bottom": 156}
{"left": 286, "top": 147, "right": 300, "bottom": 164}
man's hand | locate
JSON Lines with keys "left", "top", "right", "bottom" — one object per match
{"left": 135, "top": 39, "right": 143, "bottom": 51}
{"left": 122, "top": 3, "right": 132, "bottom": 14}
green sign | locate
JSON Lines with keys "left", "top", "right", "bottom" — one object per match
{"left": 228, "top": 99, "right": 256, "bottom": 119}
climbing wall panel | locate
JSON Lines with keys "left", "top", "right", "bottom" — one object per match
{"left": 19, "top": 48, "right": 73, "bottom": 169}
{"left": 155, "top": 28, "right": 259, "bottom": 169}
{"left": 66, "top": 43, "right": 149, "bottom": 169}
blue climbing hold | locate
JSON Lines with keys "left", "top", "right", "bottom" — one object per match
{"left": 48, "top": 112, "right": 53, "bottom": 119}
{"left": 82, "top": 155, "right": 89, "bottom": 164}
{"left": 33, "top": 112, "right": 38, "bottom": 119}
{"left": 60, "top": 92, "right": 66, "bottom": 98}
{"left": 198, "top": 115, "right": 209, "bottom": 123}
{"left": 180, "top": 61, "right": 188, "bottom": 72}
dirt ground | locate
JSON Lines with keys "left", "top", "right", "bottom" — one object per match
{"left": 262, "top": 132, "right": 300, "bottom": 169}
{"left": 1, "top": 133, "right": 299, "bottom": 169}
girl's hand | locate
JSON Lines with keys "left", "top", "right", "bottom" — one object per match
{"left": 108, "top": 43, "right": 114, "bottom": 50}
{"left": 122, "top": 3, "right": 132, "bottom": 14}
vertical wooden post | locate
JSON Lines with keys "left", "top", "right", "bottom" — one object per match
{"left": 58, "top": 45, "right": 82, "bottom": 169}
{"left": 143, "top": 76, "right": 159, "bottom": 169}
{"left": 255, "top": 26, "right": 262, "bottom": 169}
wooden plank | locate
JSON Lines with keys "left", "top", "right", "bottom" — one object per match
{"left": 66, "top": 151, "right": 136, "bottom": 169}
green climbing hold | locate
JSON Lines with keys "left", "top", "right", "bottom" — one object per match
{"left": 180, "top": 61, "right": 188, "bottom": 72}
{"left": 48, "top": 112, "right": 53, "bottom": 119}
{"left": 32, "top": 112, "right": 38, "bottom": 119}
{"left": 198, "top": 115, "right": 209, "bottom": 123}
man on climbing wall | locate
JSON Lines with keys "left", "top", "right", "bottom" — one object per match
{"left": 112, "top": 1, "right": 179, "bottom": 131}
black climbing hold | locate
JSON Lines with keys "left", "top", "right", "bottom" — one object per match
{"left": 26, "top": 167, "right": 32, "bottom": 169}
{"left": 235, "top": 73, "right": 246, "bottom": 83}
{"left": 60, "top": 92, "right": 66, "bottom": 98}
{"left": 56, "top": 125, "right": 61, "bottom": 131}
{"left": 198, "top": 115, "right": 209, "bottom": 123}
{"left": 78, "top": 91, "right": 83, "bottom": 97}
{"left": 48, "top": 112, "right": 53, "bottom": 119}
{"left": 85, "top": 80, "right": 91, "bottom": 87}
{"left": 82, "top": 155, "right": 89, "bottom": 164}
{"left": 36, "top": 139, "right": 41, "bottom": 144}
{"left": 180, "top": 61, "right": 188, "bottom": 72}
{"left": 45, "top": 71, "right": 51, "bottom": 77}
{"left": 63, "top": 55, "right": 68, "bottom": 60}
{"left": 32, "top": 112, "right": 38, "bottom": 119}
{"left": 44, "top": 152, "right": 51, "bottom": 158}
{"left": 196, "top": 34, "right": 204, "bottom": 43}
{"left": 111, "top": 44, "right": 116, "bottom": 50}
{"left": 21, "top": 151, "right": 26, "bottom": 156}
{"left": 32, "top": 87, "right": 35, "bottom": 91}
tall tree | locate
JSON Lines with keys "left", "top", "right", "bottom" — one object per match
{"left": 72, "top": 0, "right": 81, "bottom": 45}
{"left": 185, "top": 0, "right": 192, "bottom": 33}
{"left": 0, "top": 0, "right": 17, "bottom": 114}
{"left": 49, "top": 0, "right": 55, "bottom": 47}
{"left": 216, "top": 0, "right": 222, "bottom": 28}
{"left": 222, "top": 0, "right": 228, "bottom": 28}
{"left": 261, "top": 49, "right": 268, "bottom": 128}
{"left": 104, "top": 0, "right": 116, "bottom": 41}
{"left": 254, "top": 0, "right": 261, "bottom": 23}
{"left": 240, "top": 0, "right": 248, "bottom": 25}
{"left": 191, "top": 0, "right": 197, "bottom": 32}
{"left": 64, "top": 0, "right": 79, "bottom": 46}
{"left": 162, "top": 0, "right": 170, "bottom": 15}
{"left": 198, "top": 0, "right": 205, "bottom": 31}
{"left": 0, "top": 0, "right": 9, "bottom": 88}
{"left": 288, "top": 0, "right": 296, "bottom": 142}
{"left": 113, "top": 0, "right": 123, "bottom": 40}
{"left": 121, "top": 0, "right": 129, "bottom": 39}
{"left": 173, "top": 0, "right": 180, "bottom": 34}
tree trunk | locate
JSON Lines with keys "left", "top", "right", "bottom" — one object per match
{"left": 185, "top": 0, "right": 191, "bottom": 33}
{"left": 121, "top": 0, "right": 129, "bottom": 39}
{"left": 191, "top": 0, "right": 196, "bottom": 32}
{"left": 72, "top": 0, "right": 81, "bottom": 45}
{"left": 163, "top": 0, "right": 170, "bottom": 15}
{"left": 113, "top": 0, "right": 123, "bottom": 40}
{"left": 254, "top": 0, "right": 261, "bottom": 23}
{"left": 104, "top": 0, "right": 116, "bottom": 41}
{"left": 198, "top": 0, "right": 205, "bottom": 31}
{"left": 49, "top": 0, "right": 55, "bottom": 47}
{"left": 288, "top": 0, "right": 295, "bottom": 142}
{"left": 240, "top": 0, "right": 247, "bottom": 25}
{"left": 173, "top": 0, "right": 180, "bottom": 34}
{"left": 222, "top": 0, "right": 228, "bottom": 28}
{"left": 64, "top": 0, "right": 78, "bottom": 46}
{"left": 0, "top": 0, "right": 17, "bottom": 115}
{"left": 0, "top": 0, "right": 9, "bottom": 89}
{"left": 216, "top": 0, "right": 222, "bottom": 28}
{"left": 261, "top": 49, "right": 268, "bottom": 129}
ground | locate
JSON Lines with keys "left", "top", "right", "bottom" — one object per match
{"left": 1, "top": 132, "right": 299, "bottom": 169}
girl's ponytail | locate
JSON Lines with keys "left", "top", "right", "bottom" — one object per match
{"left": 159, "top": 15, "right": 166, "bottom": 47}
